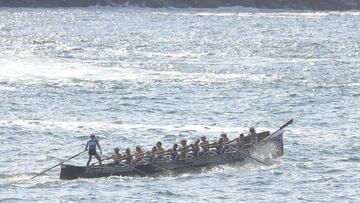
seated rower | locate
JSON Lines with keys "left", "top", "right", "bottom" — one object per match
{"left": 221, "top": 133, "right": 231, "bottom": 151}
{"left": 215, "top": 138, "right": 225, "bottom": 154}
{"left": 155, "top": 141, "right": 165, "bottom": 159}
{"left": 103, "top": 147, "right": 123, "bottom": 166}
{"left": 134, "top": 146, "right": 145, "bottom": 165}
{"left": 248, "top": 127, "right": 257, "bottom": 145}
{"left": 233, "top": 134, "right": 245, "bottom": 149}
{"left": 199, "top": 136, "right": 210, "bottom": 155}
{"left": 170, "top": 144, "right": 178, "bottom": 160}
{"left": 124, "top": 148, "right": 133, "bottom": 165}
{"left": 111, "top": 147, "right": 122, "bottom": 159}
{"left": 178, "top": 139, "right": 189, "bottom": 160}
{"left": 190, "top": 139, "right": 200, "bottom": 157}
{"left": 147, "top": 146, "right": 158, "bottom": 163}
{"left": 111, "top": 147, "right": 122, "bottom": 163}
{"left": 221, "top": 133, "right": 229, "bottom": 142}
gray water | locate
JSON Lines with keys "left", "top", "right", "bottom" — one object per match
{"left": 0, "top": 7, "right": 359, "bottom": 202}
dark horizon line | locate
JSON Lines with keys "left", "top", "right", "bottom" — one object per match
{"left": 1, "top": 0, "right": 360, "bottom": 11}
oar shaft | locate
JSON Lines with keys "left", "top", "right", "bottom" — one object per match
{"left": 146, "top": 161, "right": 168, "bottom": 171}
{"left": 230, "top": 147, "right": 268, "bottom": 166}
{"left": 31, "top": 150, "right": 86, "bottom": 179}
{"left": 258, "top": 119, "right": 293, "bottom": 145}
{"left": 31, "top": 164, "right": 61, "bottom": 179}
{"left": 118, "top": 162, "right": 147, "bottom": 176}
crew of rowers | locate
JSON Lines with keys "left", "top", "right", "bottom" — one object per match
{"left": 100, "top": 127, "right": 258, "bottom": 166}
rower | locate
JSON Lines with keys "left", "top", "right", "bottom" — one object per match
{"left": 221, "top": 133, "right": 229, "bottom": 142}
{"left": 239, "top": 133, "right": 246, "bottom": 148}
{"left": 190, "top": 139, "right": 200, "bottom": 157}
{"left": 215, "top": 138, "right": 225, "bottom": 154}
{"left": 170, "top": 144, "right": 178, "bottom": 160}
{"left": 155, "top": 141, "right": 165, "bottom": 159}
{"left": 147, "top": 146, "right": 158, "bottom": 163}
{"left": 233, "top": 134, "right": 245, "bottom": 150}
{"left": 85, "top": 134, "right": 102, "bottom": 166}
{"left": 178, "top": 139, "right": 189, "bottom": 160}
{"left": 124, "top": 148, "right": 133, "bottom": 165}
{"left": 199, "top": 136, "right": 209, "bottom": 155}
{"left": 134, "top": 146, "right": 144, "bottom": 164}
{"left": 248, "top": 127, "right": 257, "bottom": 145}
{"left": 111, "top": 147, "right": 122, "bottom": 161}
{"left": 221, "top": 133, "right": 231, "bottom": 151}
{"left": 104, "top": 147, "right": 122, "bottom": 166}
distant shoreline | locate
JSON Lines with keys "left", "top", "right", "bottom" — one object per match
{"left": 1, "top": 0, "right": 360, "bottom": 10}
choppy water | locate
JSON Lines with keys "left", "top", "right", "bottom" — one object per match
{"left": 0, "top": 7, "right": 359, "bottom": 202}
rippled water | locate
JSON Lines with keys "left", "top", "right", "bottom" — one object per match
{"left": 0, "top": 7, "right": 360, "bottom": 202}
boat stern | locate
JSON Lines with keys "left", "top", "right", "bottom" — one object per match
{"left": 60, "top": 164, "right": 86, "bottom": 180}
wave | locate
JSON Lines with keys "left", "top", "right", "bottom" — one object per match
{"left": 0, "top": 119, "right": 265, "bottom": 134}
{"left": 0, "top": 56, "right": 279, "bottom": 86}
{"left": 0, "top": 0, "right": 360, "bottom": 10}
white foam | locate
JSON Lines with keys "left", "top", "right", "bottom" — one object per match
{"left": 350, "top": 83, "right": 360, "bottom": 87}
{"left": 153, "top": 8, "right": 343, "bottom": 19}
{"left": 0, "top": 56, "right": 139, "bottom": 82}
{"left": 0, "top": 85, "right": 16, "bottom": 91}
{"left": 0, "top": 119, "right": 272, "bottom": 135}
{"left": 0, "top": 56, "right": 278, "bottom": 85}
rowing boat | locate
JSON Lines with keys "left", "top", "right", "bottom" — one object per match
{"left": 60, "top": 126, "right": 286, "bottom": 180}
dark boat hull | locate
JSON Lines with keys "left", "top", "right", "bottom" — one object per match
{"left": 60, "top": 130, "right": 284, "bottom": 180}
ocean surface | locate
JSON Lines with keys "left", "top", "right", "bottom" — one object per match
{"left": 0, "top": 6, "right": 359, "bottom": 203}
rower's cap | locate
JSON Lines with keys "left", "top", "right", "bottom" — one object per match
{"left": 240, "top": 133, "right": 244, "bottom": 137}
{"left": 90, "top": 133, "right": 95, "bottom": 138}
{"left": 114, "top": 147, "right": 119, "bottom": 151}
{"left": 200, "top": 136, "right": 206, "bottom": 140}
{"left": 221, "top": 133, "right": 227, "bottom": 137}
{"left": 250, "top": 127, "right": 255, "bottom": 132}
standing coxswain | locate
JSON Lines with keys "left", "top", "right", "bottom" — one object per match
{"left": 85, "top": 134, "right": 102, "bottom": 166}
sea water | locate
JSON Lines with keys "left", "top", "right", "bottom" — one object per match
{"left": 0, "top": 7, "right": 359, "bottom": 202}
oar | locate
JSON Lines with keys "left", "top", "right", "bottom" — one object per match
{"left": 144, "top": 159, "right": 168, "bottom": 172}
{"left": 229, "top": 146, "right": 269, "bottom": 166}
{"left": 134, "top": 153, "right": 169, "bottom": 172}
{"left": 31, "top": 150, "right": 86, "bottom": 179}
{"left": 258, "top": 119, "right": 293, "bottom": 145}
{"left": 117, "top": 161, "right": 148, "bottom": 176}
{"left": 96, "top": 154, "right": 147, "bottom": 176}
{"left": 208, "top": 150, "right": 231, "bottom": 164}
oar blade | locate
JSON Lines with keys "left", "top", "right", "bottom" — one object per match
{"left": 280, "top": 119, "right": 293, "bottom": 130}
